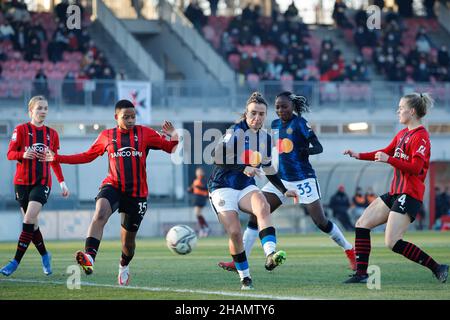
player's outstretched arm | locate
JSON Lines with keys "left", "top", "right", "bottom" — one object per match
{"left": 46, "top": 132, "right": 107, "bottom": 164}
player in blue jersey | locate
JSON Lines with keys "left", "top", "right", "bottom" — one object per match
{"left": 218, "top": 91, "right": 356, "bottom": 273}
{"left": 208, "top": 92, "right": 297, "bottom": 290}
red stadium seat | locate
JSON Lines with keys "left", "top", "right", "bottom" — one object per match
{"left": 440, "top": 216, "right": 450, "bottom": 231}
{"left": 361, "top": 47, "right": 373, "bottom": 61}
{"left": 0, "top": 81, "right": 9, "bottom": 97}
{"left": 227, "top": 54, "right": 240, "bottom": 70}
{"left": 280, "top": 73, "right": 294, "bottom": 92}
{"left": 247, "top": 73, "right": 260, "bottom": 90}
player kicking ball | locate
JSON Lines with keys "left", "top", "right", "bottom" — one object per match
{"left": 47, "top": 99, "right": 178, "bottom": 285}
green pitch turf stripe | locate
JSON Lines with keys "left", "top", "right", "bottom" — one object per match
{"left": 0, "top": 278, "right": 320, "bottom": 300}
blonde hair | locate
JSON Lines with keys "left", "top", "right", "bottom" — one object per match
{"left": 402, "top": 92, "right": 434, "bottom": 118}
{"left": 238, "top": 92, "right": 268, "bottom": 122}
{"left": 28, "top": 95, "right": 48, "bottom": 112}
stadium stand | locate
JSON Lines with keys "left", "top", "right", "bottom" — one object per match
{"left": 0, "top": 1, "right": 115, "bottom": 100}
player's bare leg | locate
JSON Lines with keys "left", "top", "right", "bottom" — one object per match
{"left": 386, "top": 211, "right": 448, "bottom": 283}
{"left": 239, "top": 191, "right": 286, "bottom": 271}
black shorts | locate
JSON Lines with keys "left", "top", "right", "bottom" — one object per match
{"left": 96, "top": 185, "right": 147, "bottom": 232}
{"left": 15, "top": 184, "right": 51, "bottom": 212}
{"left": 193, "top": 194, "right": 207, "bottom": 208}
{"left": 380, "top": 193, "right": 422, "bottom": 223}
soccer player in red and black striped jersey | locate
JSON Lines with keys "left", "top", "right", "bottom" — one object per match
{"left": 0, "top": 96, "right": 69, "bottom": 277}
{"left": 343, "top": 93, "right": 448, "bottom": 283}
{"left": 47, "top": 99, "right": 178, "bottom": 285}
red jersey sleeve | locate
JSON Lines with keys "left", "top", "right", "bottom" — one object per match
{"left": 386, "top": 131, "right": 430, "bottom": 175}
{"left": 56, "top": 131, "right": 108, "bottom": 164}
{"left": 7, "top": 125, "right": 24, "bottom": 161}
{"left": 409, "top": 131, "right": 430, "bottom": 163}
{"left": 359, "top": 134, "right": 397, "bottom": 161}
{"left": 49, "top": 130, "right": 65, "bottom": 183}
{"left": 143, "top": 127, "right": 178, "bottom": 153}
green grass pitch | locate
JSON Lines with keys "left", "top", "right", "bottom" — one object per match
{"left": 1, "top": 231, "right": 449, "bottom": 300}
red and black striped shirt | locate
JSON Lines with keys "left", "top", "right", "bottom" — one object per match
{"left": 55, "top": 125, "right": 178, "bottom": 198}
{"left": 359, "top": 126, "right": 430, "bottom": 201}
{"left": 7, "top": 122, "right": 65, "bottom": 187}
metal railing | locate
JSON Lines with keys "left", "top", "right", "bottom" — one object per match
{"left": 1, "top": 79, "right": 449, "bottom": 111}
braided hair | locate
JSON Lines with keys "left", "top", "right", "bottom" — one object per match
{"left": 276, "top": 91, "right": 310, "bottom": 115}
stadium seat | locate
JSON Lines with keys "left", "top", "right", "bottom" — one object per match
{"left": 247, "top": 73, "right": 260, "bottom": 90}
{"left": 440, "top": 216, "right": 450, "bottom": 231}
{"left": 227, "top": 54, "right": 240, "bottom": 70}
{"left": 280, "top": 74, "right": 294, "bottom": 92}
{"left": 361, "top": 47, "right": 373, "bottom": 61}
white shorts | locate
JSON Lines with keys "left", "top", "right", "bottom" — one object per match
{"left": 261, "top": 177, "right": 321, "bottom": 205}
{"left": 209, "top": 185, "right": 260, "bottom": 213}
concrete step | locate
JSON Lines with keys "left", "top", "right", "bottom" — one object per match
{"left": 88, "top": 21, "right": 147, "bottom": 81}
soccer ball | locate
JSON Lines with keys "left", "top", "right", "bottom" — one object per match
{"left": 166, "top": 225, "right": 197, "bottom": 255}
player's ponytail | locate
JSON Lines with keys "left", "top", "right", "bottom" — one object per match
{"left": 403, "top": 92, "right": 434, "bottom": 119}
{"left": 238, "top": 91, "right": 268, "bottom": 122}
{"left": 276, "top": 91, "right": 310, "bottom": 115}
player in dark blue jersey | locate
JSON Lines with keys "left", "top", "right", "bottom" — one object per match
{"left": 208, "top": 92, "right": 297, "bottom": 290}
{"left": 218, "top": 92, "right": 356, "bottom": 273}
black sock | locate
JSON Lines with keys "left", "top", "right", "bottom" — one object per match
{"left": 85, "top": 237, "right": 100, "bottom": 261}
{"left": 355, "top": 227, "right": 371, "bottom": 276}
{"left": 247, "top": 220, "right": 258, "bottom": 230}
{"left": 392, "top": 239, "right": 439, "bottom": 273}
{"left": 32, "top": 228, "right": 47, "bottom": 256}
{"left": 120, "top": 252, "right": 134, "bottom": 267}
{"left": 318, "top": 220, "right": 333, "bottom": 233}
{"left": 14, "top": 223, "right": 34, "bottom": 263}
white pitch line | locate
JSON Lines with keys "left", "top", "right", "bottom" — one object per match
{"left": 0, "top": 278, "right": 320, "bottom": 300}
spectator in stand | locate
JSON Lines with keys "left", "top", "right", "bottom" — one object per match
{"left": 238, "top": 52, "right": 253, "bottom": 75}
{"left": 0, "top": 47, "right": 7, "bottom": 62}
{"left": 424, "top": 0, "right": 436, "bottom": 18}
{"left": 54, "top": 0, "right": 70, "bottom": 23}
{"left": 131, "top": 0, "right": 144, "bottom": 18}
{"left": 265, "top": 57, "right": 284, "bottom": 80}
{"left": 208, "top": 0, "right": 219, "bottom": 16}
{"left": 436, "top": 187, "right": 450, "bottom": 219}
{"left": 99, "top": 67, "right": 116, "bottom": 106}
{"left": 184, "top": 1, "right": 207, "bottom": 32}
{"left": 332, "top": 0, "right": 353, "bottom": 29}
{"left": 284, "top": 1, "right": 299, "bottom": 19}
{"left": 24, "top": 33, "right": 42, "bottom": 62}
{"left": 62, "top": 71, "right": 77, "bottom": 104}
{"left": 438, "top": 45, "right": 449, "bottom": 67}
{"left": 416, "top": 27, "right": 432, "bottom": 54}
{"left": 414, "top": 60, "right": 430, "bottom": 82}
{"left": 329, "top": 185, "right": 354, "bottom": 231}
{"left": 352, "top": 187, "right": 368, "bottom": 221}
{"left": 396, "top": 0, "right": 413, "bottom": 17}
{"left": 354, "top": 26, "right": 367, "bottom": 50}
{"left": 33, "top": 69, "right": 49, "bottom": 97}
{"left": 30, "top": 20, "right": 46, "bottom": 43}
{"left": 0, "top": 22, "right": 15, "bottom": 40}
{"left": 116, "top": 69, "right": 127, "bottom": 81}
{"left": 365, "top": 187, "right": 377, "bottom": 206}
{"left": 12, "top": 24, "right": 27, "bottom": 51}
